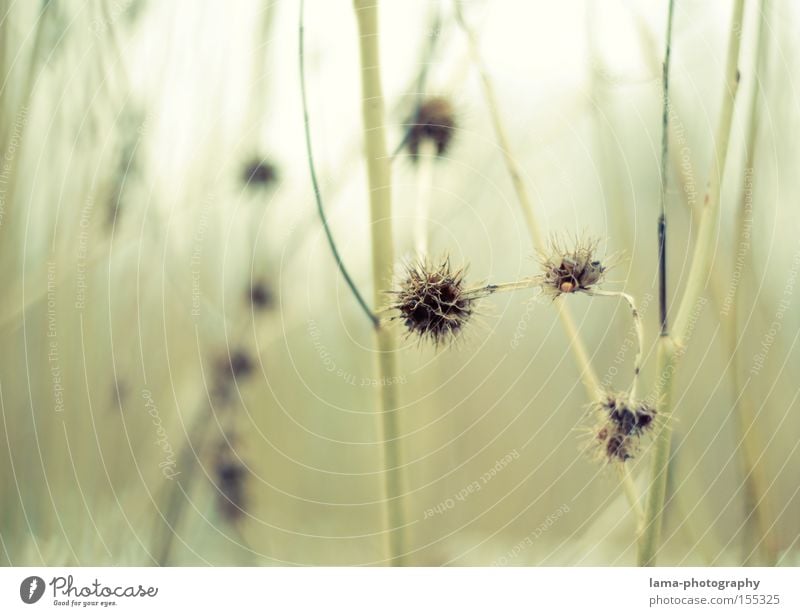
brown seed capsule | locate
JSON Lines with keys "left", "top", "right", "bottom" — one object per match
{"left": 588, "top": 391, "right": 656, "bottom": 464}
{"left": 389, "top": 258, "right": 481, "bottom": 345}
{"left": 405, "top": 97, "right": 457, "bottom": 160}
{"left": 537, "top": 236, "right": 607, "bottom": 297}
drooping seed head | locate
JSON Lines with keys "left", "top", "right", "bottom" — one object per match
{"left": 406, "top": 97, "right": 457, "bottom": 160}
{"left": 537, "top": 235, "right": 607, "bottom": 297}
{"left": 588, "top": 391, "right": 656, "bottom": 463}
{"left": 389, "top": 258, "right": 480, "bottom": 345}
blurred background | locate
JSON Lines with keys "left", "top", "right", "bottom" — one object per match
{"left": 0, "top": 0, "right": 798, "bottom": 566}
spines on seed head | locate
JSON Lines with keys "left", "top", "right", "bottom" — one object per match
{"left": 389, "top": 257, "right": 482, "bottom": 346}
{"left": 537, "top": 235, "right": 608, "bottom": 297}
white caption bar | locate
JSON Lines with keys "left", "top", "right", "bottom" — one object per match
{"left": 0, "top": 567, "right": 796, "bottom": 615}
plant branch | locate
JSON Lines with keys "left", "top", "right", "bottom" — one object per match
{"left": 658, "top": 0, "right": 675, "bottom": 335}
{"left": 413, "top": 141, "right": 436, "bottom": 256}
{"left": 619, "top": 464, "right": 644, "bottom": 527}
{"left": 353, "top": 0, "right": 407, "bottom": 566}
{"left": 729, "top": 0, "right": 776, "bottom": 566}
{"left": 300, "top": 0, "right": 378, "bottom": 327}
{"left": 591, "top": 290, "right": 644, "bottom": 399}
{"left": 454, "top": 1, "right": 600, "bottom": 399}
{"left": 639, "top": 0, "right": 746, "bottom": 566}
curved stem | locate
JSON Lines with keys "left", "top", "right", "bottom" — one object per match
{"left": 353, "top": 0, "right": 407, "bottom": 566}
{"left": 300, "top": 0, "right": 378, "bottom": 327}
{"left": 590, "top": 290, "right": 644, "bottom": 399}
{"left": 454, "top": 2, "right": 600, "bottom": 399}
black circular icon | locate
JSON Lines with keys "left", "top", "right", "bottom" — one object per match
{"left": 20, "top": 576, "right": 46, "bottom": 604}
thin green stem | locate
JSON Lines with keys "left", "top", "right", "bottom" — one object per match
{"left": 639, "top": 0, "right": 745, "bottom": 566}
{"left": 658, "top": 0, "right": 675, "bottom": 335}
{"left": 300, "top": 0, "right": 378, "bottom": 327}
{"left": 353, "top": 0, "right": 407, "bottom": 566}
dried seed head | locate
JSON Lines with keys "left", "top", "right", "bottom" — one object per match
{"left": 210, "top": 349, "right": 255, "bottom": 404}
{"left": 389, "top": 258, "right": 480, "bottom": 345}
{"left": 588, "top": 391, "right": 656, "bottom": 463}
{"left": 213, "top": 443, "right": 247, "bottom": 522}
{"left": 219, "top": 349, "right": 254, "bottom": 381}
{"left": 248, "top": 280, "right": 273, "bottom": 311}
{"left": 537, "top": 236, "right": 607, "bottom": 297}
{"left": 406, "top": 97, "right": 457, "bottom": 160}
{"left": 242, "top": 157, "right": 278, "bottom": 188}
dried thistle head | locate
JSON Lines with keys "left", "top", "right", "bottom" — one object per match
{"left": 242, "top": 157, "right": 278, "bottom": 188}
{"left": 406, "top": 97, "right": 457, "bottom": 160}
{"left": 588, "top": 391, "right": 656, "bottom": 463}
{"left": 537, "top": 235, "right": 607, "bottom": 297}
{"left": 389, "top": 258, "right": 481, "bottom": 345}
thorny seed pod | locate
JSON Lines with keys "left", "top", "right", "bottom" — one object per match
{"left": 405, "top": 97, "right": 457, "bottom": 160}
{"left": 589, "top": 391, "right": 656, "bottom": 463}
{"left": 242, "top": 157, "right": 278, "bottom": 188}
{"left": 213, "top": 443, "right": 248, "bottom": 522}
{"left": 537, "top": 236, "right": 607, "bottom": 297}
{"left": 389, "top": 258, "right": 483, "bottom": 345}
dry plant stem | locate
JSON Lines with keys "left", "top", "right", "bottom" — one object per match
{"left": 639, "top": 0, "right": 745, "bottom": 566}
{"left": 619, "top": 464, "right": 644, "bottom": 528}
{"left": 454, "top": 3, "right": 600, "bottom": 399}
{"left": 414, "top": 141, "right": 436, "bottom": 256}
{"left": 658, "top": 0, "right": 675, "bottom": 335}
{"left": 353, "top": 0, "right": 407, "bottom": 566}
{"left": 729, "top": 0, "right": 776, "bottom": 565}
{"left": 591, "top": 290, "right": 644, "bottom": 399}
{"left": 469, "top": 278, "right": 538, "bottom": 295}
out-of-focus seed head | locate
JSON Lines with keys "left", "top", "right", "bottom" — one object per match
{"left": 389, "top": 258, "right": 480, "bottom": 346}
{"left": 213, "top": 442, "right": 248, "bottom": 523}
{"left": 248, "top": 280, "right": 273, "bottom": 312}
{"left": 210, "top": 349, "right": 255, "bottom": 405}
{"left": 219, "top": 349, "right": 254, "bottom": 381}
{"left": 242, "top": 157, "right": 278, "bottom": 188}
{"left": 588, "top": 391, "right": 656, "bottom": 463}
{"left": 406, "top": 97, "right": 457, "bottom": 160}
{"left": 537, "top": 236, "right": 607, "bottom": 297}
